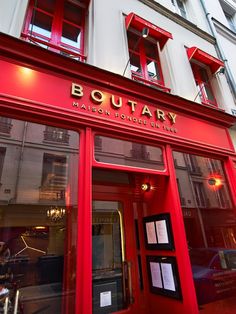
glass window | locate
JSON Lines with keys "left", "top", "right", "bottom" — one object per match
{"left": 172, "top": 0, "right": 187, "bottom": 19}
{"left": 173, "top": 151, "right": 236, "bottom": 312}
{"left": 0, "top": 116, "right": 79, "bottom": 314}
{"left": 23, "top": 0, "right": 86, "bottom": 60}
{"left": 94, "top": 136, "right": 165, "bottom": 171}
{"left": 191, "top": 63, "right": 218, "bottom": 106}
{"left": 126, "top": 29, "right": 166, "bottom": 90}
{"left": 44, "top": 126, "right": 69, "bottom": 143}
{"left": 225, "top": 12, "right": 236, "bottom": 32}
{"left": 0, "top": 117, "right": 12, "bottom": 135}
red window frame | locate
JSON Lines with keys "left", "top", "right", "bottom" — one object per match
{"left": 191, "top": 62, "right": 218, "bottom": 107}
{"left": 127, "top": 28, "right": 170, "bottom": 93}
{"left": 21, "top": 0, "right": 86, "bottom": 61}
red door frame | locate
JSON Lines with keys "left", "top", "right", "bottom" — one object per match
{"left": 92, "top": 184, "right": 144, "bottom": 313}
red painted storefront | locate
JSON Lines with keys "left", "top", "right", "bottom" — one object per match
{"left": 1, "top": 32, "right": 236, "bottom": 314}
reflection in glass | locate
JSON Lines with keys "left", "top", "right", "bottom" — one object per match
{"left": 94, "top": 136, "right": 165, "bottom": 170}
{"left": 0, "top": 117, "right": 79, "bottom": 313}
{"left": 61, "top": 23, "right": 81, "bottom": 49}
{"left": 173, "top": 151, "right": 236, "bottom": 312}
{"left": 30, "top": 11, "right": 52, "bottom": 39}
{"left": 92, "top": 201, "right": 125, "bottom": 313}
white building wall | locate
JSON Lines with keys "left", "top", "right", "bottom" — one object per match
{"left": 0, "top": 0, "right": 28, "bottom": 37}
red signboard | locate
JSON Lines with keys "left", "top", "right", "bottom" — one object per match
{"left": 0, "top": 59, "right": 233, "bottom": 152}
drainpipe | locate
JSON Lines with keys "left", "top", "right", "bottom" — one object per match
{"left": 199, "top": 0, "right": 236, "bottom": 102}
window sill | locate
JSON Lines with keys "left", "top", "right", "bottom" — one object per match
{"left": 131, "top": 75, "right": 171, "bottom": 93}
{"left": 21, "top": 33, "right": 86, "bottom": 62}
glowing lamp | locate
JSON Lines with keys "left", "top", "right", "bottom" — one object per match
{"left": 208, "top": 177, "right": 222, "bottom": 187}
{"left": 141, "top": 183, "right": 151, "bottom": 191}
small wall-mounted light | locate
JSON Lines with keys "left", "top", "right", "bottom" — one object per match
{"left": 142, "top": 27, "right": 149, "bottom": 38}
{"left": 141, "top": 183, "right": 151, "bottom": 192}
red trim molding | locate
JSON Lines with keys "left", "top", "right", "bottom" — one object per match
{"left": 125, "top": 12, "right": 173, "bottom": 50}
{"left": 186, "top": 47, "right": 224, "bottom": 74}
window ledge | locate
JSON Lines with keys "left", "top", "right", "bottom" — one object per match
{"left": 131, "top": 75, "right": 171, "bottom": 93}
{"left": 21, "top": 33, "right": 87, "bottom": 62}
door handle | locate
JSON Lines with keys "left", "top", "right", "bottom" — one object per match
{"left": 127, "top": 261, "right": 134, "bottom": 304}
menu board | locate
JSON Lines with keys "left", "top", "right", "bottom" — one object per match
{"left": 146, "top": 256, "right": 182, "bottom": 300}
{"left": 143, "top": 213, "right": 174, "bottom": 250}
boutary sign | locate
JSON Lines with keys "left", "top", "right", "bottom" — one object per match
{"left": 71, "top": 83, "right": 178, "bottom": 132}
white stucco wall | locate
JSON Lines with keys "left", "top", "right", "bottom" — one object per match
{"left": 0, "top": 0, "right": 29, "bottom": 37}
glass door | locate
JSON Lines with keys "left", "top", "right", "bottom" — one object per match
{"left": 92, "top": 171, "right": 143, "bottom": 314}
{"left": 92, "top": 201, "right": 127, "bottom": 313}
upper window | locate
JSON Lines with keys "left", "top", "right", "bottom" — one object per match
{"left": 191, "top": 62, "right": 218, "bottom": 107}
{"left": 44, "top": 126, "right": 69, "bottom": 144}
{"left": 127, "top": 29, "right": 166, "bottom": 90}
{"left": 22, "top": 0, "right": 87, "bottom": 61}
{"left": 220, "top": 0, "right": 236, "bottom": 32}
{"left": 171, "top": 0, "right": 187, "bottom": 19}
{"left": 125, "top": 13, "right": 172, "bottom": 92}
{"left": 0, "top": 117, "right": 12, "bottom": 135}
{"left": 224, "top": 11, "right": 236, "bottom": 32}
{"left": 186, "top": 47, "right": 224, "bottom": 107}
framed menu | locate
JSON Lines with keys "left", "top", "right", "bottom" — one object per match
{"left": 146, "top": 255, "right": 182, "bottom": 300}
{"left": 143, "top": 213, "right": 174, "bottom": 250}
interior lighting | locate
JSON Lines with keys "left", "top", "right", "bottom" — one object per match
{"left": 34, "top": 226, "right": 46, "bottom": 230}
{"left": 47, "top": 206, "right": 66, "bottom": 222}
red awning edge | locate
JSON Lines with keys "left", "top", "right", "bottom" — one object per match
{"left": 125, "top": 12, "right": 173, "bottom": 50}
{"left": 187, "top": 47, "right": 224, "bottom": 74}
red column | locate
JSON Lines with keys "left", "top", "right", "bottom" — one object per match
{"left": 76, "top": 128, "right": 93, "bottom": 314}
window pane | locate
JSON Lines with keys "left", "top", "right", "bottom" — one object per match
{"left": 64, "top": 1, "right": 83, "bottom": 25}
{"left": 127, "top": 30, "right": 140, "bottom": 53}
{"left": 203, "top": 84, "right": 215, "bottom": 103}
{"left": 36, "top": 0, "right": 56, "bottom": 14}
{"left": 130, "top": 53, "right": 142, "bottom": 75}
{"left": 30, "top": 11, "right": 52, "bottom": 38}
{"left": 61, "top": 22, "right": 81, "bottom": 49}
{"left": 176, "top": 0, "right": 187, "bottom": 18}
{"left": 147, "top": 60, "right": 161, "bottom": 81}
{"left": 94, "top": 136, "right": 165, "bottom": 170}
{"left": 173, "top": 151, "right": 236, "bottom": 312}
{"left": 199, "top": 68, "right": 209, "bottom": 83}
{"left": 144, "top": 40, "right": 158, "bottom": 59}
{"left": 0, "top": 116, "right": 79, "bottom": 314}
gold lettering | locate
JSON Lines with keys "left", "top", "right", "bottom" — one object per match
{"left": 111, "top": 95, "right": 122, "bottom": 108}
{"left": 142, "top": 105, "right": 152, "bottom": 117}
{"left": 156, "top": 109, "right": 166, "bottom": 121}
{"left": 91, "top": 90, "right": 104, "bottom": 104}
{"left": 168, "top": 112, "right": 177, "bottom": 124}
{"left": 127, "top": 100, "right": 137, "bottom": 113}
{"left": 72, "top": 102, "right": 79, "bottom": 107}
{"left": 71, "top": 83, "right": 83, "bottom": 97}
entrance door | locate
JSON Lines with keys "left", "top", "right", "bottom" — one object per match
{"left": 92, "top": 172, "right": 144, "bottom": 314}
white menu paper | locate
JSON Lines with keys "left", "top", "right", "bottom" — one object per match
{"left": 150, "top": 262, "right": 163, "bottom": 288}
{"left": 100, "top": 291, "right": 112, "bottom": 307}
{"left": 161, "top": 263, "right": 176, "bottom": 291}
{"left": 156, "top": 220, "right": 169, "bottom": 244}
{"left": 146, "top": 222, "right": 157, "bottom": 244}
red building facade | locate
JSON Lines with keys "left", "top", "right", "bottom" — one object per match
{"left": 1, "top": 33, "right": 236, "bottom": 314}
